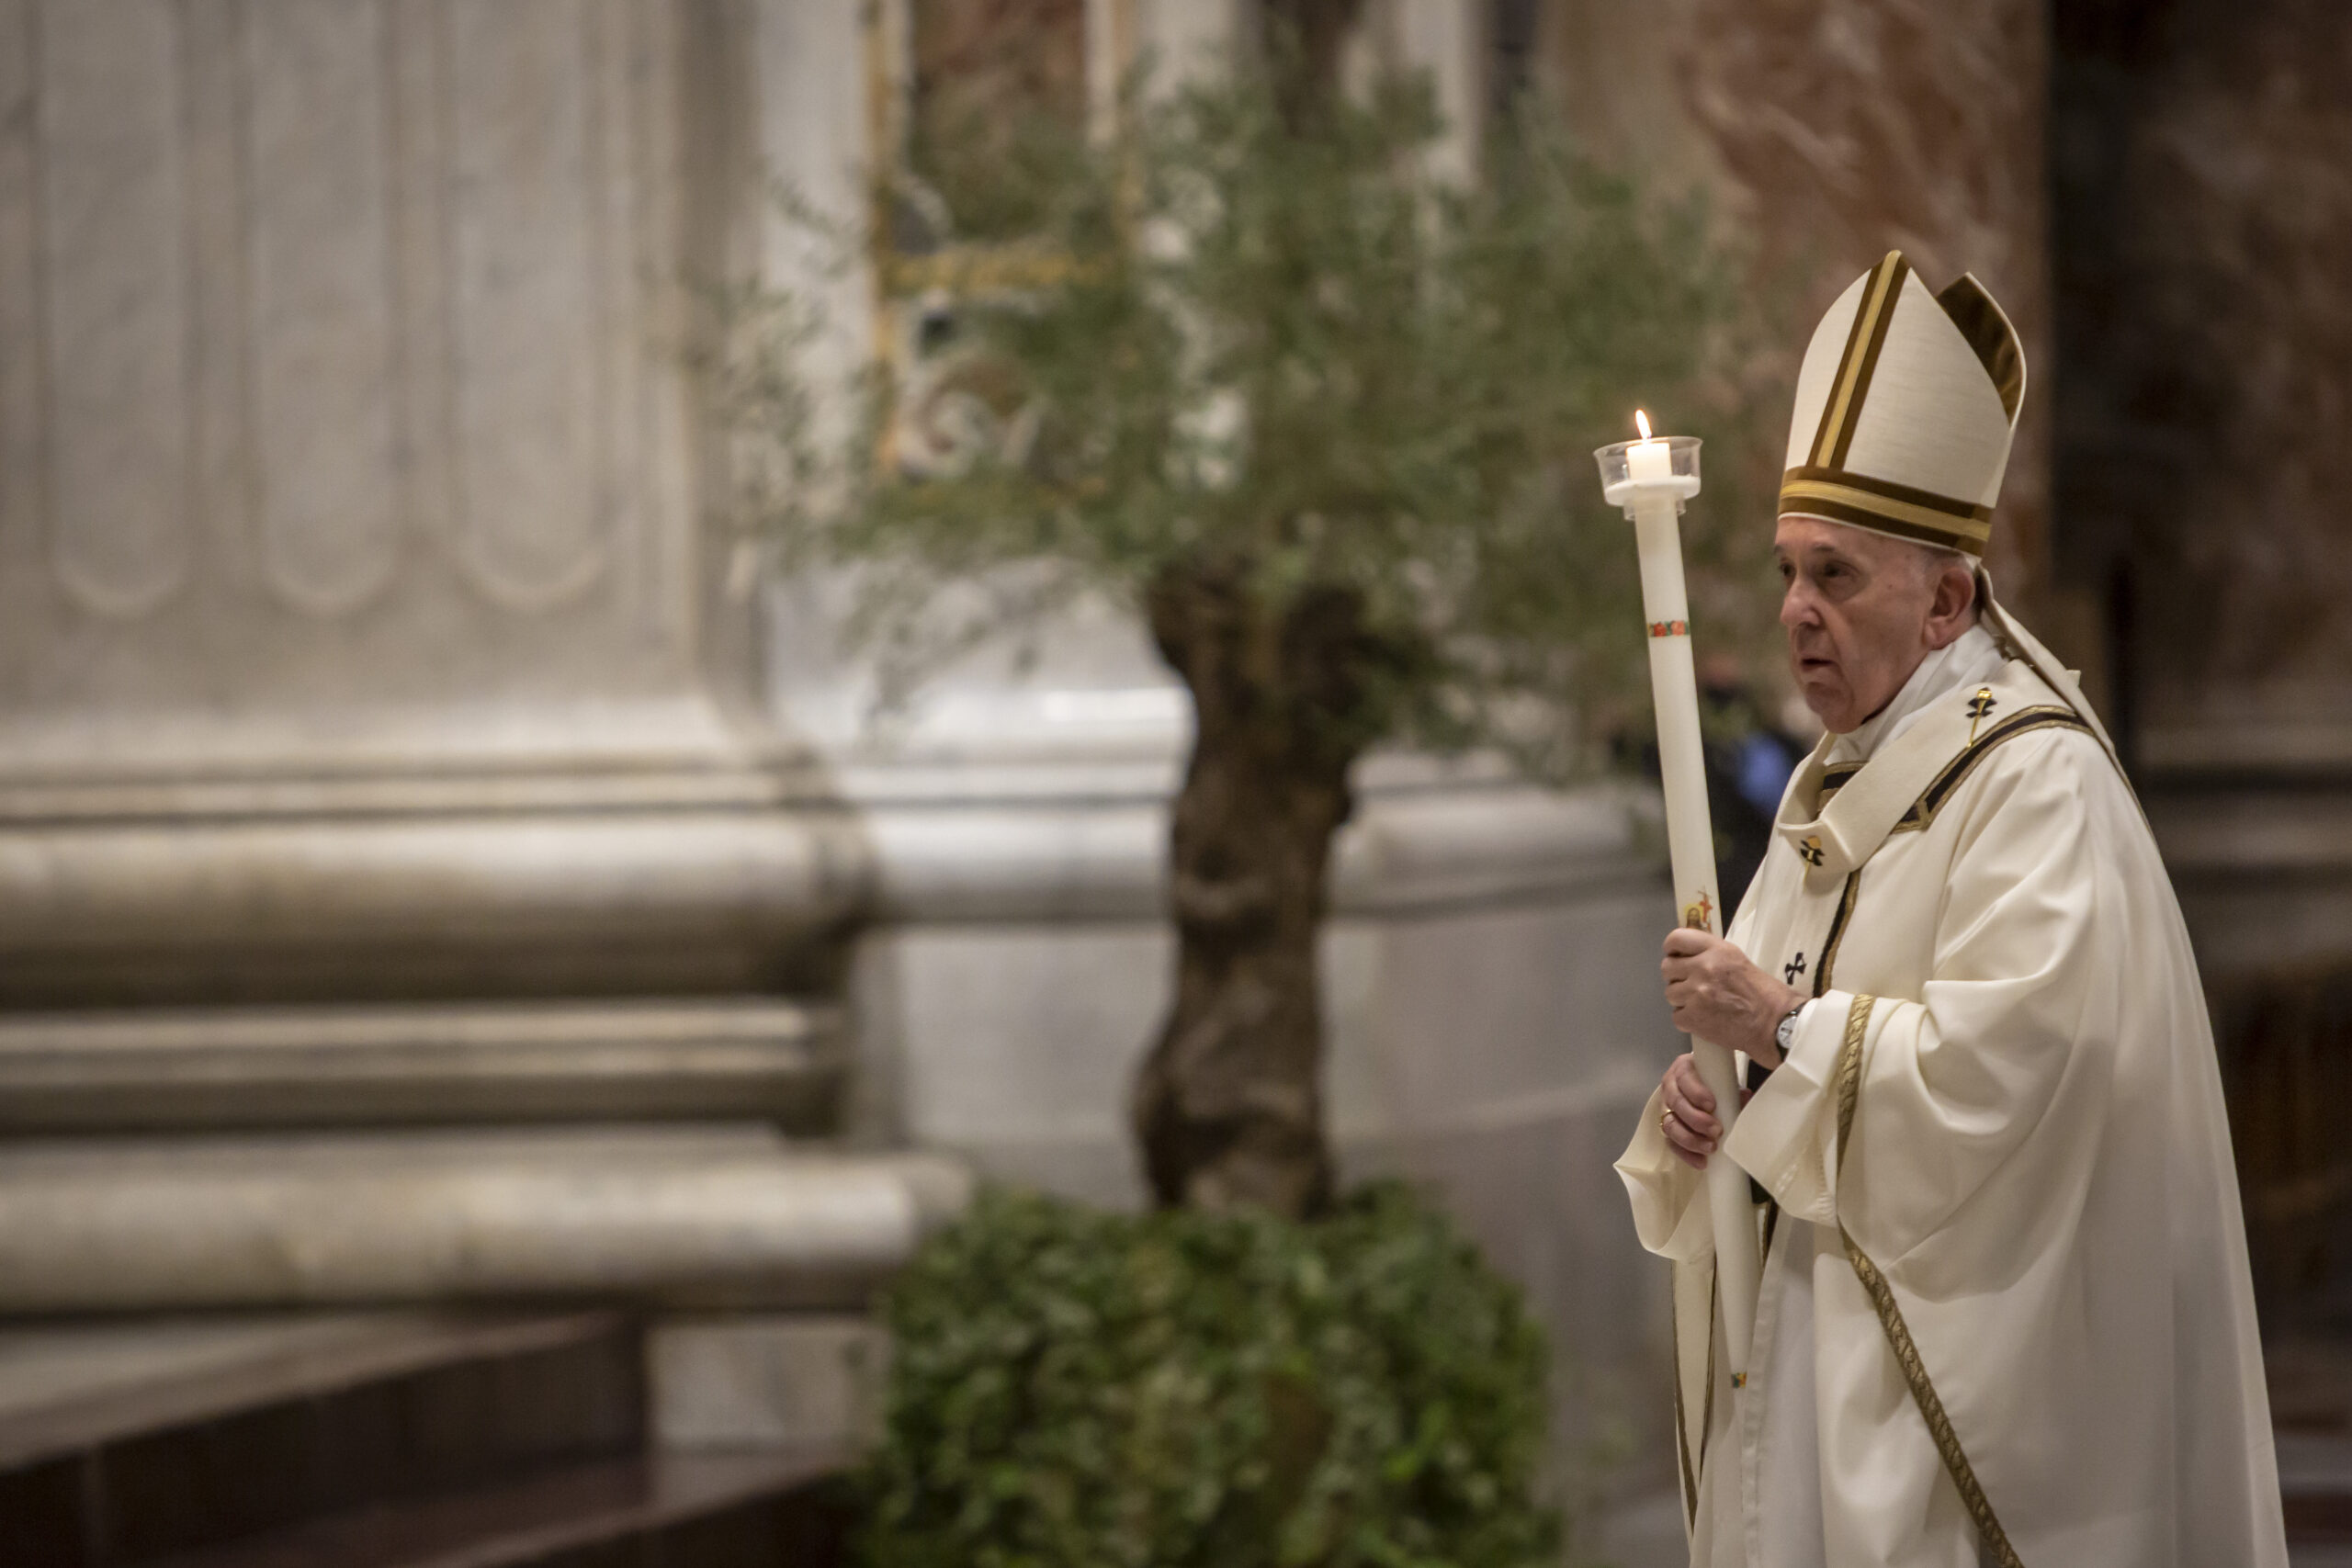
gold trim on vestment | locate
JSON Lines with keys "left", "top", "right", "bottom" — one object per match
{"left": 1676, "top": 1266, "right": 1721, "bottom": 1528}
{"left": 1813, "top": 252, "right": 1910, "bottom": 468}
{"left": 1702, "top": 1272, "right": 1717, "bottom": 1471}
{"left": 1671, "top": 1269, "right": 1700, "bottom": 1527}
{"left": 1967, "top": 687, "right": 1996, "bottom": 744}
{"left": 1834, "top": 993, "right": 2026, "bottom": 1568}
{"left": 1815, "top": 871, "right": 1861, "bottom": 996}
{"left": 1833, "top": 993, "right": 1871, "bottom": 1145}
{"left": 1892, "top": 708, "right": 2094, "bottom": 834}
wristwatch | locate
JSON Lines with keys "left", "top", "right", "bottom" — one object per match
{"left": 1772, "top": 999, "right": 1808, "bottom": 1062}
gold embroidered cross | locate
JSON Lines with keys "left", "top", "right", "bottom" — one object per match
{"left": 1967, "top": 687, "right": 1996, "bottom": 742}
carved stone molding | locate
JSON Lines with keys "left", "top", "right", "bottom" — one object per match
{"left": 0, "top": 998, "right": 845, "bottom": 1133}
{"left": 442, "top": 0, "right": 623, "bottom": 614}
{"left": 0, "top": 0, "right": 731, "bottom": 764}
{"left": 1, "top": 0, "right": 673, "bottom": 632}
{"left": 27, "top": 0, "right": 197, "bottom": 619}
{"left": 246, "top": 0, "right": 404, "bottom": 615}
{"left": 0, "top": 1128, "right": 970, "bottom": 1312}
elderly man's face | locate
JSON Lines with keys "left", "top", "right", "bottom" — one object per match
{"left": 1774, "top": 518, "right": 1977, "bottom": 733}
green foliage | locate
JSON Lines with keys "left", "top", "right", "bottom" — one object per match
{"left": 714, "top": 57, "right": 1777, "bottom": 774}
{"left": 862, "top": 1183, "right": 1560, "bottom": 1568}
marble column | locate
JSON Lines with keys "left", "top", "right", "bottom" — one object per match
{"left": 0, "top": 0, "right": 865, "bottom": 1007}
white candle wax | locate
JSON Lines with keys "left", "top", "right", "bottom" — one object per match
{"left": 1600, "top": 419, "right": 1760, "bottom": 1387}
{"left": 1601, "top": 413, "right": 1699, "bottom": 510}
{"left": 1627, "top": 436, "right": 1674, "bottom": 485}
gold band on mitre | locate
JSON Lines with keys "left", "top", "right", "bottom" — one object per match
{"left": 1776, "top": 252, "right": 2027, "bottom": 559}
{"left": 1778, "top": 467, "right": 1995, "bottom": 555}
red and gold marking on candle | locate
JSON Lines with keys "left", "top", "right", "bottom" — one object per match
{"left": 1648, "top": 619, "right": 1689, "bottom": 638}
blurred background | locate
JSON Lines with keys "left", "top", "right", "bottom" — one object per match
{"left": 0, "top": 1, "right": 2348, "bottom": 1564}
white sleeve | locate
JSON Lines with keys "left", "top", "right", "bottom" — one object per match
{"left": 1613, "top": 1083, "right": 1716, "bottom": 1263}
{"left": 1724, "top": 733, "right": 2103, "bottom": 1259}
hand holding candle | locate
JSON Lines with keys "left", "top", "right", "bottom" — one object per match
{"left": 1594, "top": 412, "right": 1760, "bottom": 1387}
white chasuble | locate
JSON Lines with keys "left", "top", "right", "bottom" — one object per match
{"left": 1617, "top": 604, "right": 2287, "bottom": 1567}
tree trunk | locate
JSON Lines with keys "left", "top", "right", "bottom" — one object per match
{"left": 1256, "top": 0, "right": 1363, "bottom": 116}
{"left": 1131, "top": 558, "right": 1379, "bottom": 1219}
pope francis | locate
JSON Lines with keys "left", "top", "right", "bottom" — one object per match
{"left": 1615, "top": 252, "right": 2288, "bottom": 1566}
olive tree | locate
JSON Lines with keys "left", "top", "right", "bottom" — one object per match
{"left": 714, "top": 39, "right": 1760, "bottom": 1220}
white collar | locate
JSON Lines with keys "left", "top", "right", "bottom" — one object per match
{"left": 1826, "top": 623, "right": 2007, "bottom": 766}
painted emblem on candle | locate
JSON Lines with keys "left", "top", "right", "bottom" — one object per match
{"left": 1682, "top": 890, "right": 1715, "bottom": 932}
{"left": 1967, "top": 687, "right": 1996, "bottom": 741}
{"left": 1647, "top": 619, "right": 1690, "bottom": 638}
{"left": 1798, "top": 835, "right": 1826, "bottom": 867}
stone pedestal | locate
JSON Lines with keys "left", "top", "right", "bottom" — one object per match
{"left": 0, "top": 0, "right": 969, "bottom": 1330}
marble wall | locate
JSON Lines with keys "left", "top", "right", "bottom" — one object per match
{"left": 2051, "top": 0, "right": 2352, "bottom": 987}
{"left": 2054, "top": 0, "right": 2352, "bottom": 763}
{"left": 1540, "top": 0, "right": 2078, "bottom": 666}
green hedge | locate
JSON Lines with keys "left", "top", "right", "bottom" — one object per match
{"left": 861, "top": 1182, "right": 1560, "bottom": 1568}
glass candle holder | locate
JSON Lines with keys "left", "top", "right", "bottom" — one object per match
{"left": 1594, "top": 434, "right": 1703, "bottom": 512}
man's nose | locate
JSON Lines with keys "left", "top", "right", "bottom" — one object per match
{"left": 1780, "top": 579, "right": 1817, "bottom": 630}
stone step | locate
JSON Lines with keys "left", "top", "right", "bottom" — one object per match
{"left": 0, "top": 998, "right": 842, "bottom": 1134}
{"left": 141, "top": 1450, "right": 852, "bottom": 1568}
{"left": 647, "top": 1317, "right": 887, "bottom": 1455}
{"left": 0, "top": 1311, "right": 645, "bottom": 1567}
{"left": 0, "top": 1125, "right": 970, "bottom": 1314}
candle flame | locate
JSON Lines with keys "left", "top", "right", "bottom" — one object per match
{"left": 1634, "top": 410, "right": 1653, "bottom": 441}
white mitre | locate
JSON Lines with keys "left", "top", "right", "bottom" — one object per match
{"left": 1778, "top": 250, "right": 2025, "bottom": 558}
{"left": 1779, "top": 254, "right": 2127, "bottom": 769}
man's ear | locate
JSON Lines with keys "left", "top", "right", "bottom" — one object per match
{"left": 1924, "top": 558, "right": 1979, "bottom": 649}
